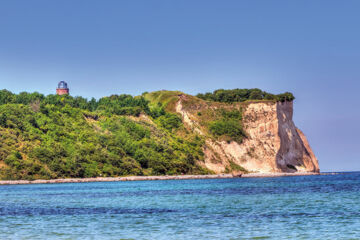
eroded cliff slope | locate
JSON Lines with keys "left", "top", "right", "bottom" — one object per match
{"left": 172, "top": 94, "right": 319, "bottom": 174}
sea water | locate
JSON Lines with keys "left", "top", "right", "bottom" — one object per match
{"left": 0, "top": 173, "right": 359, "bottom": 239}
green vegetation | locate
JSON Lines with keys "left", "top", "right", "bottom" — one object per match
{"left": 156, "top": 113, "right": 183, "bottom": 131}
{"left": 0, "top": 89, "right": 150, "bottom": 115}
{"left": 143, "top": 90, "right": 182, "bottom": 112}
{"left": 0, "top": 88, "right": 294, "bottom": 180}
{"left": 196, "top": 88, "right": 295, "bottom": 103}
{"left": 208, "top": 109, "right": 246, "bottom": 143}
{"left": 225, "top": 160, "right": 248, "bottom": 173}
{"left": 0, "top": 90, "right": 209, "bottom": 180}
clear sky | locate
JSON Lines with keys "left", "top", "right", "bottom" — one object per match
{"left": 0, "top": 0, "right": 359, "bottom": 172}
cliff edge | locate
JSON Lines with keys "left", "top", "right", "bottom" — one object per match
{"left": 174, "top": 95, "right": 319, "bottom": 174}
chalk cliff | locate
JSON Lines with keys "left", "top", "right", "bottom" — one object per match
{"left": 175, "top": 96, "right": 319, "bottom": 174}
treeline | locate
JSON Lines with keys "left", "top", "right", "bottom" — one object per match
{"left": 196, "top": 88, "right": 295, "bottom": 103}
{"left": 0, "top": 89, "right": 150, "bottom": 116}
{"left": 0, "top": 90, "right": 208, "bottom": 180}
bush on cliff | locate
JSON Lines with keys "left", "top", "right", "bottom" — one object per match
{"left": 209, "top": 119, "right": 245, "bottom": 143}
{"left": 196, "top": 88, "right": 295, "bottom": 103}
{"left": 208, "top": 109, "right": 245, "bottom": 143}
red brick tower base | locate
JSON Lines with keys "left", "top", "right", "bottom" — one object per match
{"left": 56, "top": 88, "right": 69, "bottom": 95}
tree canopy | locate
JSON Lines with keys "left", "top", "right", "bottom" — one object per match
{"left": 196, "top": 88, "right": 295, "bottom": 103}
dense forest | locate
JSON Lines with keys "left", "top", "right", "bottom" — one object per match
{"left": 0, "top": 90, "right": 208, "bottom": 180}
{"left": 0, "top": 89, "right": 295, "bottom": 180}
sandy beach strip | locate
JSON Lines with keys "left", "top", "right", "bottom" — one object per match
{"left": 0, "top": 172, "right": 323, "bottom": 185}
{"left": 241, "top": 172, "right": 321, "bottom": 178}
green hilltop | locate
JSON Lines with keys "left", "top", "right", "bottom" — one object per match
{"left": 0, "top": 89, "right": 294, "bottom": 180}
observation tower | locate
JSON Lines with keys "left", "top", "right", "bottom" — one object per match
{"left": 56, "top": 81, "right": 69, "bottom": 95}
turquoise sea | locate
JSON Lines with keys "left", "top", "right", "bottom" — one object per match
{"left": 0, "top": 173, "right": 359, "bottom": 239}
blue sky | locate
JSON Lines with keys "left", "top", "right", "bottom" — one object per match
{"left": 0, "top": 0, "right": 359, "bottom": 171}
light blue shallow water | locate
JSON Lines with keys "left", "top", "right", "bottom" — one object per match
{"left": 0, "top": 173, "right": 360, "bottom": 240}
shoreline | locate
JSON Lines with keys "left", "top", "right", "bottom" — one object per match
{"left": 0, "top": 172, "right": 321, "bottom": 185}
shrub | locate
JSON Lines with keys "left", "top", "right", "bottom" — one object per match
{"left": 209, "top": 119, "right": 245, "bottom": 143}
{"left": 225, "top": 160, "right": 248, "bottom": 173}
{"left": 197, "top": 88, "right": 295, "bottom": 103}
{"left": 157, "top": 113, "right": 182, "bottom": 131}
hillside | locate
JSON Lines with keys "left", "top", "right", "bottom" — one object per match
{"left": 144, "top": 90, "right": 319, "bottom": 174}
{"left": 0, "top": 89, "right": 319, "bottom": 180}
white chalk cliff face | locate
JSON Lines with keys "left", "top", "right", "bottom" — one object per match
{"left": 176, "top": 99, "right": 319, "bottom": 174}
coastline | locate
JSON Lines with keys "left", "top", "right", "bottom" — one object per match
{"left": 0, "top": 172, "right": 321, "bottom": 185}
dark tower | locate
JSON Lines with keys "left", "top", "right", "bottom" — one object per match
{"left": 56, "top": 81, "right": 69, "bottom": 95}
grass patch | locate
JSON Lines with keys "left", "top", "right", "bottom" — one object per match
{"left": 225, "top": 160, "right": 248, "bottom": 173}
{"left": 143, "top": 90, "right": 182, "bottom": 112}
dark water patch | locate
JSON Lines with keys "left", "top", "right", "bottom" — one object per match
{"left": 253, "top": 210, "right": 360, "bottom": 220}
{"left": 0, "top": 207, "right": 178, "bottom": 216}
{"left": 4, "top": 181, "right": 360, "bottom": 200}
{"left": 188, "top": 210, "right": 360, "bottom": 222}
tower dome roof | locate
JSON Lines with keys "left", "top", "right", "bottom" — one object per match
{"left": 58, "top": 81, "right": 68, "bottom": 89}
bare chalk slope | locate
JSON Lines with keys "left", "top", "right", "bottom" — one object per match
{"left": 176, "top": 97, "right": 319, "bottom": 174}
